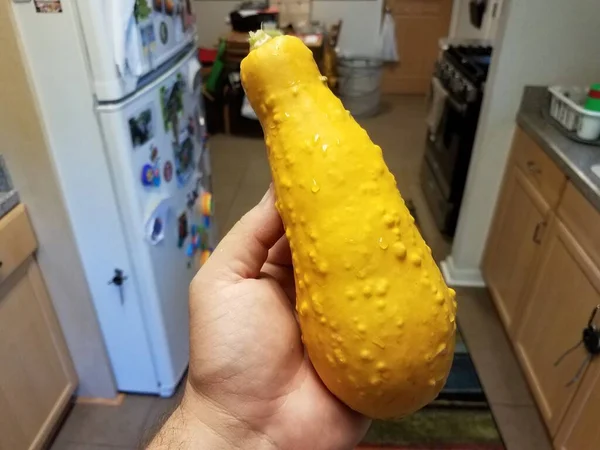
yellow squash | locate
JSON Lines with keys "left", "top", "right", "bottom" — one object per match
{"left": 241, "top": 32, "right": 456, "bottom": 419}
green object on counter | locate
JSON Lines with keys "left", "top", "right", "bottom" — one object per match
{"left": 584, "top": 83, "right": 600, "bottom": 112}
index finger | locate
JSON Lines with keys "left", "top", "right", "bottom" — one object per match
{"left": 266, "top": 235, "right": 292, "bottom": 268}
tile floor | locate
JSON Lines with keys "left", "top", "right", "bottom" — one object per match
{"left": 50, "top": 385, "right": 184, "bottom": 449}
{"left": 457, "top": 289, "right": 553, "bottom": 450}
{"left": 50, "top": 96, "right": 552, "bottom": 449}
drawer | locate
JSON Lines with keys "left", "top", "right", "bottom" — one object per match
{"left": 558, "top": 182, "right": 600, "bottom": 269}
{"left": 512, "top": 127, "right": 566, "bottom": 208}
{"left": 0, "top": 204, "right": 37, "bottom": 280}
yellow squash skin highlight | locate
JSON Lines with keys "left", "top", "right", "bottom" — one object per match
{"left": 241, "top": 34, "right": 456, "bottom": 419}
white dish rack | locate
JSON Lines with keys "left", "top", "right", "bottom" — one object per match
{"left": 548, "top": 86, "right": 600, "bottom": 142}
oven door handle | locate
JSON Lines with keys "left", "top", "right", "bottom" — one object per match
{"left": 434, "top": 77, "right": 468, "bottom": 114}
{"left": 446, "top": 93, "right": 467, "bottom": 114}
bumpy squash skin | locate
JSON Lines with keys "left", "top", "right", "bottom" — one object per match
{"left": 241, "top": 35, "right": 456, "bottom": 419}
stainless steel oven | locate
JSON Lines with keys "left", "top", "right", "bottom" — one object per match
{"left": 420, "top": 44, "right": 492, "bottom": 236}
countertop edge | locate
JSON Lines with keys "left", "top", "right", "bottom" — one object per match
{"left": 0, "top": 191, "right": 20, "bottom": 220}
{"left": 516, "top": 87, "right": 600, "bottom": 212}
{"left": 0, "top": 155, "right": 19, "bottom": 220}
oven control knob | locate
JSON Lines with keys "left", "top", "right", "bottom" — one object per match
{"left": 465, "top": 85, "right": 477, "bottom": 102}
{"left": 451, "top": 76, "right": 462, "bottom": 94}
{"left": 441, "top": 65, "right": 449, "bottom": 80}
{"left": 437, "top": 63, "right": 445, "bottom": 79}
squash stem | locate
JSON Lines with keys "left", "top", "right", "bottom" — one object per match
{"left": 248, "top": 29, "right": 281, "bottom": 51}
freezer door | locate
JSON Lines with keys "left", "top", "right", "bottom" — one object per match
{"left": 97, "top": 49, "right": 211, "bottom": 395}
{"left": 75, "top": 0, "right": 196, "bottom": 101}
{"left": 150, "top": 0, "right": 198, "bottom": 74}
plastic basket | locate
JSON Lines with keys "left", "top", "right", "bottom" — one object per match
{"left": 548, "top": 86, "right": 600, "bottom": 141}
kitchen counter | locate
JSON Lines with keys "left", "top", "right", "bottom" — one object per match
{"left": 517, "top": 86, "right": 600, "bottom": 212}
{"left": 0, "top": 156, "right": 19, "bottom": 219}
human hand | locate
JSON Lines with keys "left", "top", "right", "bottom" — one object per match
{"left": 149, "top": 187, "right": 370, "bottom": 449}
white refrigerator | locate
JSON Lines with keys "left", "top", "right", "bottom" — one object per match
{"left": 11, "top": 0, "right": 216, "bottom": 396}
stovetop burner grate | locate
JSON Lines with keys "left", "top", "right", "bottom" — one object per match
{"left": 445, "top": 44, "right": 493, "bottom": 86}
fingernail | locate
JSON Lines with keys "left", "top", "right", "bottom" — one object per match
{"left": 260, "top": 184, "right": 273, "bottom": 205}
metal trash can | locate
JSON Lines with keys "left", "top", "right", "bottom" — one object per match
{"left": 337, "top": 57, "right": 383, "bottom": 118}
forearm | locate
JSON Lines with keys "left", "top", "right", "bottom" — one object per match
{"left": 146, "top": 390, "right": 276, "bottom": 450}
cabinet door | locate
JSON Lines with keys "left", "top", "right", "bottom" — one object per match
{"left": 514, "top": 218, "right": 600, "bottom": 435}
{"left": 381, "top": 0, "right": 453, "bottom": 94}
{"left": 554, "top": 358, "right": 600, "bottom": 450}
{"left": 482, "top": 165, "right": 550, "bottom": 335}
{"left": 0, "top": 258, "right": 77, "bottom": 450}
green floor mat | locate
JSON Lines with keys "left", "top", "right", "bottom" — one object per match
{"left": 362, "top": 408, "right": 502, "bottom": 446}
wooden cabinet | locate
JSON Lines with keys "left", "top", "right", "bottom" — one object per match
{"left": 514, "top": 217, "right": 600, "bottom": 434}
{"left": 0, "top": 205, "right": 77, "bottom": 450}
{"left": 482, "top": 165, "right": 550, "bottom": 335}
{"left": 381, "top": 0, "right": 453, "bottom": 94}
{"left": 550, "top": 183, "right": 600, "bottom": 450}
{"left": 484, "top": 125, "right": 600, "bottom": 446}
{"left": 554, "top": 357, "right": 600, "bottom": 450}
{"left": 483, "top": 128, "right": 565, "bottom": 336}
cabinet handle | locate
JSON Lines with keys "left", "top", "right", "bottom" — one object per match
{"left": 526, "top": 160, "right": 542, "bottom": 175}
{"left": 532, "top": 221, "right": 546, "bottom": 244}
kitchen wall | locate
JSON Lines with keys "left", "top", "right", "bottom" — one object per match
{"left": 0, "top": 3, "right": 117, "bottom": 398}
{"left": 448, "top": 0, "right": 504, "bottom": 41}
{"left": 192, "top": 0, "right": 383, "bottom": 55}
{"left": 442, "top": 0, "right": 600, "bottom": 286}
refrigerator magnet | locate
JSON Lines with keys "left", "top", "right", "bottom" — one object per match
{"left": 199, "top": 191, "right": 213, "bottom": 216}
{"left": 135, "top": 1, "right": 152, "bottom": 22}
{"left": 162, "top": 0, "right": 177, "bottom": 16}
{"left": 174, "top": 136, "right": 194, "bottom": 187}
{"left": 186, "top": 191, "right": 197, "bottom": 210}
{"left": 163, "top": 160, "right": 173, "bottom": 182}
{"left": 150, "top": 146, "right": 159, "bottom": 162}
{"left": 183, "top": 0, "right": 195, "bottom": 31}
{"left": 34, "top": 0, "right": 62, "bottom": 13}
{"left": 144, "top": 196, "right": 171, "bottom": 245}
{"left": 141, "top": 163, "right": 161, "bottom": 187}
{"left": 140, "top": 24, "right": 157, "bottom": 55}
{"left": 128, "top": 108, "right": 154, "bottom": 148}
{"left": 159, "top": 21, "right": 169, "bottom": 44}
{"left": 190, "top": 224, "right": 201, "bottom": 250}
{"left": 141, "top": 163, "right": 155, "bottom": 186}
{"left": 177, "top": 212, "right": 189, "bottom": 248}
{"left": 160, "top": 75, "right": 183, "bottom": 135}
{"left": 200, "top": 249, "right": 212, "bottom": 265}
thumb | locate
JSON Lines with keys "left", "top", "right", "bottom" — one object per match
{"left": 204, "top": 185, "right": 283, "bottom": 280}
